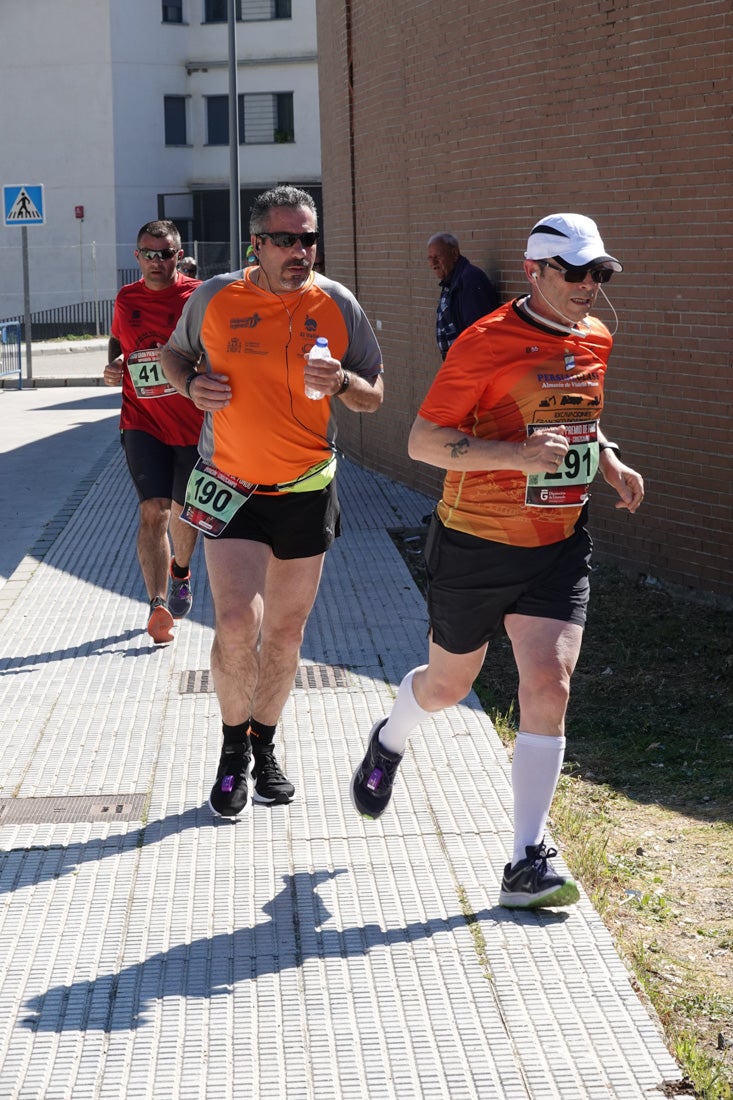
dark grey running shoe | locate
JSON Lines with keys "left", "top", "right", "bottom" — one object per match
{"left": 168, "top": 561, "right": 193, "bottom": 619}
{"left": 350, "top": 719, "right": 403, "bottom": 819}
{"left": 146, "top": 597, "right": 174, "bottom": 644}
{"left": 252, "top": 741, "right": 295, "bottom": 804}
{"left": 499, "top": 841, "right": 580, "bottom": 909}
{"left": 209, "top": 739, "right": 253, "bottom": 818}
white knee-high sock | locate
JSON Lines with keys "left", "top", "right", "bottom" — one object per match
{"left": 377, "top": 665, "right": 430, "bottom": 755}
{"left": 511, "top": 731, "right": 566, "bottom": 867}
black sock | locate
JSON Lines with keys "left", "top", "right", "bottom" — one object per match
{"left": 222, "top": 721, "right": 250, "bottom": 746}
{"left": 249, "top": 718, "right": 276, "bottom": 747}
{"left": 171, "top": 558, "right": 189, "bottom": 578}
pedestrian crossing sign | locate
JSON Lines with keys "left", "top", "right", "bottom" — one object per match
{"left": 4, "top": 184, "right": 45, "bottom": 226}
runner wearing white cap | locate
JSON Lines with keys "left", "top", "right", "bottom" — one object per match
{"left": 350, "top": 212, "right": 644, "bottom": 910}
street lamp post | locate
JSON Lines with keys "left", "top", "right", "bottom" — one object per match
{"left": 228, "top": 0, "right": 241, "bottom": 272}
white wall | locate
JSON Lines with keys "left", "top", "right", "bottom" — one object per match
{"left": 0, "top": 0, "right": 322, "bottom": 318}
{"left": 0, "top": 1, "right": 117, "bottom": 314}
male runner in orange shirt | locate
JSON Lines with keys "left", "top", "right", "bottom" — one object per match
{"left": 162, "top": 185, "right": 383, "bottom": 814}
{"left": 350, "top": 213, "right": 644, "bottom": 910}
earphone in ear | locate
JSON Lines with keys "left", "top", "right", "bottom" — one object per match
{"left": 532, "top": 272, "right": 538, "bottom": 279}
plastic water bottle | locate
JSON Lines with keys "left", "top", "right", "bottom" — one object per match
{"left": 305, "top": 336, "right": 330, "bottom": 400}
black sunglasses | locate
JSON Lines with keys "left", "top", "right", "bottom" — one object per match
{"left": 537, "top": 259, "right": 614, "bottom": 284}
{"left": 256, "top": 231, "right": 319, "bottom": 249}
{"left": 137, "top": 247, "right": 180, "bottom": 261}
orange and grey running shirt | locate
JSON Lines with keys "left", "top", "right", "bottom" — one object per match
{"left": 418, "top": 298, "right": 613, "bottom": 547}
{"left": 169, "top": 268, "right": 383, "bottom": 488}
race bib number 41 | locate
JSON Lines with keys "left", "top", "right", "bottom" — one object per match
{"left": 127, "top": 348, "right": 176, "bottom": 399}
{"left": 525, "top": 420, "right": 600, "bottom": 507}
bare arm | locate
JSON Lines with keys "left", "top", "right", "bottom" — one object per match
{"left": 160, "top": 340, "right": 232, "bottom": 410}
{"left": 102, "top": 336, "right": 124, "bottom": 386}
{"left": 407, "top": 415, "right": 570, "bottom": 475}
{"left": 303, "top": 351, "right": 384, "bottom": 413}
{"left": 596, "top": 440, "right": 645, "bottom": 513}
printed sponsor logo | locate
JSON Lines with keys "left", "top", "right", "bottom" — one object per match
{"left": 230, "top": 313, "right": 262, "bottom": 330}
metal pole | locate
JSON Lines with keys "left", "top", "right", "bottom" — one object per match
{"left": 21, "top": 226, "right": 32, "bottom": 381}
{"left": 80, "top": 217, "right": 84, "bottom": 302}
{"left": 228, "top": 0, "right": 241, "bottom": 272}
{"left": 92, "top": 241, "right": 100, "bottom": 337}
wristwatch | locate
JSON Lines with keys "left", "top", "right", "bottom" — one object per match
{"left": 599, "top": 441, "right": 621, "bottom": 457}
{"left": 184, "top": 371, "right": 199, "bottom": 399}
{"left": 336, "top": 369, "right": 351, "bottom": 395}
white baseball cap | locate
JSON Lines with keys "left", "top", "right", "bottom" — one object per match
{"left": 525, "top": 213, "right": 622, "bottom": 271}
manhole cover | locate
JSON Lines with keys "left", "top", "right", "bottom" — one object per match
{"left": 180, "top": 664, "right": 350, "bottom": 694}
{"left": 0, "top": 794, "right": 147, "bottom": 826}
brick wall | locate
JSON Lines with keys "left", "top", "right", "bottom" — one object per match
{"left": 318, "top": 0, "right": 733, "bottom": 599}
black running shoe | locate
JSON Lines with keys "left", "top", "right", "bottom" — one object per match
{"left": 209, "top": 740, "right": 254, "bottom": 818}
{"left": 168, "top": 561, "right": 193, "bottom": 619}
{"left": 499, "top": 841, "right": 580, "bottom": 909}
{"left": 252, "top": 742, "right": 295, "bottom": 804}
{"left": 350, "top": 719, "right": 403, "bottom": 819}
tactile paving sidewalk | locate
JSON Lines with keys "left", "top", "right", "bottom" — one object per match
{"left": 0, "top": 446, "right": 685, "bottom": 1099}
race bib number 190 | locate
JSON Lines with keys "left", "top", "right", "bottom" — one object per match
{"left": 181, "top": 458, "right": 256, "bottom": 536}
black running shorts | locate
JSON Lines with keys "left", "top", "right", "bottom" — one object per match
{"left": 424, "top": 517, "right": 593, "bottom": 654}
{"left": 208, "top": 479, "right": 341, "bottom": 560}
{"left": 121, "top": 429, "right": 200, "bottom": 506}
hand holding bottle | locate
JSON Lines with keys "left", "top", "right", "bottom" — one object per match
{"left": 304, "top": 337, "right": 332, "bottom": 400}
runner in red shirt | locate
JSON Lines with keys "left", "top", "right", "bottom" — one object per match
{"left": 103, "top": 220, "right": 202, "bottom": 643}
{"left": 351, "top": 213, "right": 644, "bottom": 910}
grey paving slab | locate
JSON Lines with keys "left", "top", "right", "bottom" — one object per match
{"left": 0, "top": 410, "right": 689, "bottom": 1099}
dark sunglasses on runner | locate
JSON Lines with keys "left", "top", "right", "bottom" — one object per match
{"left": 137, "top": 247, "right": 180, "bottom": 261}
{"left": 537, "top": 259, "right": 614, "bottom": 284}
{"left": 256, "top": 231, "right": 319, "bottom": 249}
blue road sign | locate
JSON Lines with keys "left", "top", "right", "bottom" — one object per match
{"left": 4, "top": 184, "right": 45, "bottom": 226}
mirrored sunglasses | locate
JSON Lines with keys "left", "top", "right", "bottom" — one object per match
{"left": 137, "top": 247, "right": 180, "bottom": 261}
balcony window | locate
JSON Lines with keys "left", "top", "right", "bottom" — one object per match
{"left": 206, "top": 93, "right": 294, "bottom": 145}
{"left": 204, "top": 0, "right": 292, "bottom": 23}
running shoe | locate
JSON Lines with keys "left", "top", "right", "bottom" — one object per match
{"left": 168, "top": 561, "right": 193, "bottom": 619}
{"left": 350, "top": 719, "right": 403, "bottom": 819}
{"left": 147, "top": 597, "right": 174, "bottom": 644}
{"left": 209, "top": 739, "right": 254, "bottom": 818}
{"left": 498, "top": 841, "right": 580, "bottom": 909}
{"left": 252, "top": 741, "right": 295, "bottom": 804}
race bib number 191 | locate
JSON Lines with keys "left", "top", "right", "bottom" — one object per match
{"left": 525, "top": 420, "right": 600, "bottom": 507}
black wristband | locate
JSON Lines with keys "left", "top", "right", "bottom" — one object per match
{"left": 599, "top": 441, "right": 621, "bottom": 457}
{"left": 184, "top": 371, "right": 198, "bottom": 399}
{"left": 336, "top": 369, "right": 351, "bottom": 395}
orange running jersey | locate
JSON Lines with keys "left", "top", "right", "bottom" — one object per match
{"left": 169, "top": 269, "right": 383, "bottom": 487}
{"left": 418, "top": 298, "right": 612, "bottom": 547}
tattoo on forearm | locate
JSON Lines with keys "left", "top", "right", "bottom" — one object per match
{"left": 445, "top": 437, "right": 470, "bottom": 460}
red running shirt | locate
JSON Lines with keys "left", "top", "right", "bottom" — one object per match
{"left": 111, "top": 275, "right": 203, "bottom": 446}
